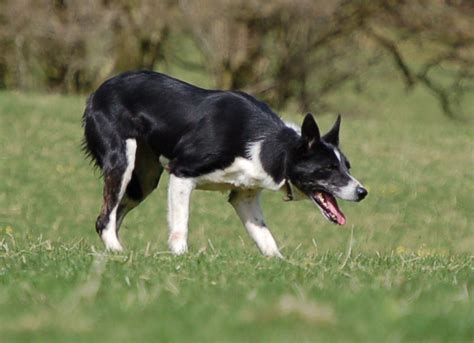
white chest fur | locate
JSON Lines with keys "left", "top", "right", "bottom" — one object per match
{"left": 194, "top": 141, "right": 284, "bottom": 191}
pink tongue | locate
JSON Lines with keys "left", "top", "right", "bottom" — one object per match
{"left": 323, "top": 194, "right": 346, "bottom": 225}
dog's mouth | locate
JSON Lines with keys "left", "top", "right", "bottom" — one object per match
{"left": 310, "top": 191, "right": 346, "bottom": 225}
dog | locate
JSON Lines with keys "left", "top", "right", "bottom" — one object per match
{"left": 82, "top": 70, "right": 367, "bottom": 257}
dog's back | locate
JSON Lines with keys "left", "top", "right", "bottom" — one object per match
{"left": 83, "top": 70, "right": 285, "bottom": 172}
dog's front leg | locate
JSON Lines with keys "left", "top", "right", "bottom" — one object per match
{"left": 229, "top": 190, "right": 283, "bottom": 258}
{"left": 167, "top": 175, "right": 195, "bottom": 255}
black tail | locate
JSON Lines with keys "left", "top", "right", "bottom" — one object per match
{"left": 81, "top": 92, "right": 103, "bottom": 171}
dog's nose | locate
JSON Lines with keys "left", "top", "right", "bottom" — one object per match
{"left": 356, "top": 186, "right": 368, "bottom": 201}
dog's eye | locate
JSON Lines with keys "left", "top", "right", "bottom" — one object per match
{"left": 315, "top": 165, "right": 336, "bottom": 176}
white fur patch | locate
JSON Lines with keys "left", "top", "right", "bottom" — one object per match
{"left": 101, "top": 209, "right": 122, "bottom": 251}
{"left": 334, "top": 148, "right": 342, "bottom": 162}
{"left": 167, "top": 175, "right": 195, "bottom": 255}
{"left": 284, "top": 121, "right": 301, "bottom": 135}
{"left": 120, "top": 139, "right": 137, "bottom": 199}
{"left": 332, "top": 175, "right": 362, "bottom": 201}
{"left": 194, "top": 141, "right": 284, "bottom": 191}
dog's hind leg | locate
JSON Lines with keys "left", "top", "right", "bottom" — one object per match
{"left": 114, "top": 141, "right": 164, "bottom": 235}
{"left": 229, "top": 190, "right": 283, "bottom": 258}
{"left": 96, "top": 138, "right": 137, "bottom": 251}
{"left": 167, "top": 175, "right": 195, "bottom": 255}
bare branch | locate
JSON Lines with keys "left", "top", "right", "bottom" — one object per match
{"left": 366, "top": 28, "right": 416, "bottom": 88}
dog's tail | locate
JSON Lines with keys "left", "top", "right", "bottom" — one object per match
{"left": 81, "top": 92, "right": 103, "bottom": 172}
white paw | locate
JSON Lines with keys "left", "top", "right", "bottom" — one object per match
{"left": 256, "top": 230, "right": 283, "bottom": 258}
{"left": 101, "top": 230, "right": 124, "bottom": 252}
{"left": 168, "top": 232, "right": 188, "bottom": 255}
{"left": 169, "top": 239, "right": 188, "bottom": 255}
{"left": 262, "top": 248, "right": 283, "bottom": 259}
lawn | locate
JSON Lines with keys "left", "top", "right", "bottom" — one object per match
{"left": 0, "top": 67, "right": 473, "bottom": 341}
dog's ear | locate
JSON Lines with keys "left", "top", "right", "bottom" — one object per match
{"left": 301, "top": 113, "right": 320, "bottom": 149}
{"left": 323, "top": 114, "right": 341, "bottom": 146}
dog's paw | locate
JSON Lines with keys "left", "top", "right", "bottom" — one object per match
{"left": 168, "top": 232, "right": 188, "bottom": 255}
{"left": 263, "top": 249, "right": 284, "bottom": 259}
{"left": 101, "top": 229, "right": 123, "bottom": 252}
{"left": 255, "top": 230, "right": 283, "bottom": 258}
{"left": 169, "top": 240, "right": 188, "bottom": 255}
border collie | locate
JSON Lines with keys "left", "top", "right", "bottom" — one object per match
{"left": 82, "top": 71, "right": 367, "bottom": 257}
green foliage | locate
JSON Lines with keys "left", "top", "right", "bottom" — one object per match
{"left": 0, "top": 74, "right": 473, "bottom": 340}
{"left": 0, "top": 0, "right": 473, "bottom": 117}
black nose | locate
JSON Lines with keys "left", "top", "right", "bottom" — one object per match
{"left": 356, "top": 186, "right": 368, "bottom": 201}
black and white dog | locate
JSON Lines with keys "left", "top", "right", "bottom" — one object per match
{"left": 83, "top": 71, "right": 367, "bottom": 257}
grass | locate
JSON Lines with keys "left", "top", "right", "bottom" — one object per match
{"left": 0, "top": 64, "right": 473, "bottom": 341}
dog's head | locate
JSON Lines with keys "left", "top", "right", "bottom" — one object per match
{"left": 288, "top": 113, "right": 367, "bottom": 225}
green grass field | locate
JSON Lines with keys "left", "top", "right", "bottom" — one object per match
{"left": 0, "top": 70, "right": 473, "bottom": 342}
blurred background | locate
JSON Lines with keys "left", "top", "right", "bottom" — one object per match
{"left": 0, "top": 0, "right": 473, "bottom": 118}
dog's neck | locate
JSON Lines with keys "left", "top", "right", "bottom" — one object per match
{"left": 259, "top": 126, "right": 300, "bottom": 195}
